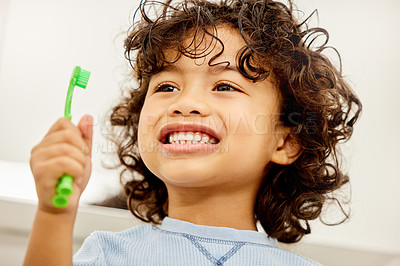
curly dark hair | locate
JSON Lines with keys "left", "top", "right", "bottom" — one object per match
{"left": 106, "top": 0, "right": 362, "bottom": 243}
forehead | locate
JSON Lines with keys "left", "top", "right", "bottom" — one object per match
{"left": 163, "top": 25, "right": 247, "bottom": 65}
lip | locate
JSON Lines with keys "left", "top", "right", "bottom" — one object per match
{"left": 158, "top": 122, "right": 222, "bottom": 144}
{"left": 160, "top": 142, "right": 220, "bottom": 155}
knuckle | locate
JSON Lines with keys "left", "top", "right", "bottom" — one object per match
{"left": 29, "top": 156, "right": 36, "bottom": 170}
{"left": 82, "top": 143, "right": 90, "bottom": 155}
{"left": 57, "top": 157, "right": 70, "bottom": 168}
{"left": 77, "top": 165, "right": 84, "bottom": 176}
{"left": 55, "top": 118, "right": 69, "bottom": 130}
{"left": 62, "top": 129, "right": 76, "bottom": 143}
{"left": 77, "top": 151, "right": 86, "bottom": 164}
{"left": 58, "top": 117, "right": 70, "bottom": 125}
{"left": 59, "top": 143, "right": 71, "bottom": 154}
{"left": 72, "top": 164, "right": 84, "bottom": 177}
{"left": 31, "top": 142, "right": 45, "bottom": 155}
{"left": 31, "top": 145, "right": 38, "bottom": 156}
{"left": 59, "top": 157, "right": 84, "bottom": 176}
{"left": 31, "top": 161, "right": 45, "bottom": 179}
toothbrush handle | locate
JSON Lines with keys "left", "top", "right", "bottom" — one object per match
{"left": 52, "top": 174, "right": 74, "bottom": 208}
{"left": 53, "top": 81, "right": 74, "bottom": 208}
{"left": 57, "top": 174, "right": 74, "bottom": 196}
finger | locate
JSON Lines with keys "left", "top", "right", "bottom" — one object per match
{"left": 31, "top": 143, "right": 86, "bottom": 168}
{"left": 39, "top": 129, "right": 87, "bottom": 153}
{"left": 77, "top": 115, "right": 94, "bottom": 157}
{"left": 44, "top": 117, "right": 81, "bottom": 138}
{"left": 32, "top": 156, "right": 85, "bottom": 184}
{"left": 74, "top": 156, "right": 92, "bottom": 189}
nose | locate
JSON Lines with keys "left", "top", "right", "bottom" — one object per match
{"left": 167, "top": 87, "right": 211, "bottom": 117}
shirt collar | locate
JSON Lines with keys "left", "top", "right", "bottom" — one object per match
{"left": 159, "top": 217, "right": 278, "bottom": 247}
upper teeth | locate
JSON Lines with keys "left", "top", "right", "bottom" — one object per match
{"left": 168, "top": 132, "right": 218, "bottom": 144}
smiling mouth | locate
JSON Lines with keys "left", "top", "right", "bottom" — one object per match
{"left": 162, "top": 131, "right": 220, "bottom": 145}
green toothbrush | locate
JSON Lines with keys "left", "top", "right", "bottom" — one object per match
{"left": 52, "top": 66, "right": 91, "bottom": 208}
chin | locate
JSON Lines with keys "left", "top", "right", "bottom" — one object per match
{"left": 157, "top": 164, "right": 217, "bottom": 187}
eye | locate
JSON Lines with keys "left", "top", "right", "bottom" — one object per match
{"left": 213, "top": 82, "right": 241, "bottom": 92}
{"left": 154, "top": 83, "right": 179, "bottom": 92}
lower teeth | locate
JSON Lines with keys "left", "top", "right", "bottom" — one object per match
{"left": 167, "top": 141, "right": 214, "bottom": 144}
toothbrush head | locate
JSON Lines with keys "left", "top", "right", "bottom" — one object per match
{"left": 64, "top": 66, "right": 91, "bottom": 120}
{"left": 71, "top": 66, "right": 90, "bottom": 89}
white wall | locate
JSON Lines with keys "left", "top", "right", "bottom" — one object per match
{"left": 0, "top": 0, "right": 136, "bottom": 199}
{"left": 0, "top": 0, "right": 399, "bottom": 261}
{"left": 0, "top": 0, "right": 10, "bottom": 78}
{"left": 293, "top": 0, "right": 400, "bottom": 255}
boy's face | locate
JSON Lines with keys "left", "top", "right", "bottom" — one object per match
{"left": 138, "top": 26, "right": 285, "bottom": 195}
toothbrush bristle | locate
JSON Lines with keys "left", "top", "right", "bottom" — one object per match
{"left": 76, "top": 68, "right": 91, "bottom": 88}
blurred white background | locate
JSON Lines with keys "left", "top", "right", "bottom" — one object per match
{"left": 0, "top": 0, "right": 399, "bottom": 265}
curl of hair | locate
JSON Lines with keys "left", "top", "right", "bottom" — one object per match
{"left": 108, "top": 0, "right": 362, "bottom": 243}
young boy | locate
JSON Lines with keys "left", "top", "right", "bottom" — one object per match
{"left": 24, "top": 0, "right": 361, "bottom": 265}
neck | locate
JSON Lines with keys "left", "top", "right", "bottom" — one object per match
{"left": 166, "top": 185, "right": 258, "bottom": 231}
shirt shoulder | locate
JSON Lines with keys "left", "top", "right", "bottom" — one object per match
{"left": 73, "top": 223, "right": 154, "bottom": 265}
{"left": 253, "top": 246, "right": 322, "bottom": 266}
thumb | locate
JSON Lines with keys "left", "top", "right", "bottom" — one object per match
{"left": 78, "top": 114, "right": 94, "bottom": 157}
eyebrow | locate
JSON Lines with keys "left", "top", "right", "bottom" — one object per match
{"left": 160, "top": 62, "right": 240, "bottom": 75}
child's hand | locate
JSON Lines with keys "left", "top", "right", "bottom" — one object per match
{"left": 30, "top": 115, "right": 93, "bottom": 214}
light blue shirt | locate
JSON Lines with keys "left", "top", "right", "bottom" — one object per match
{"left": 73, "top": 217, "right": 322, "bottom": 265}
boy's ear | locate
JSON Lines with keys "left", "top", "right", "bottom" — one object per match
{"left": 271, "top": 129, "right": 302, "bottom": 165}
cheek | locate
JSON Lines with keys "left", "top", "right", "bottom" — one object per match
{"left": 137, "top": 116, "right": 162, "bottom": 180}
{"left": 226, "top": 109, "right": 278, "bottom": 161}
{"left": 138, "top": 114, "right": 157, "bottom": 140}
{"left": 140, "top": 98, "right": 156, "bottom": 124}
{"left": 226, "top": 108, "right": 276, "bottom": 137}
{"left": 137, "top": 102, "right": 159, "bottom": 156}
{"left": 253, "top": 114, "right": 279, "bottom": 136}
